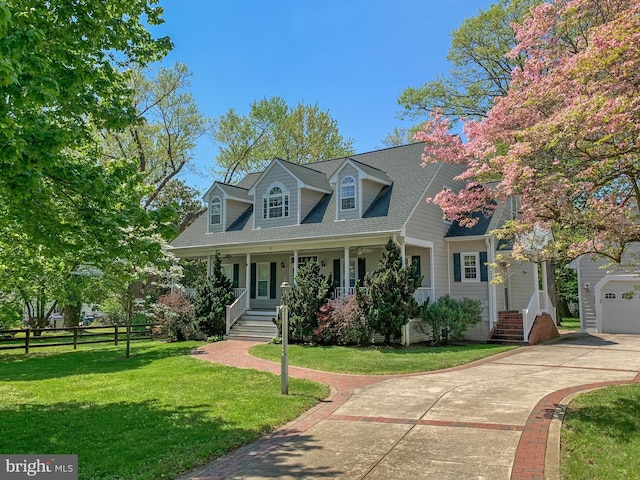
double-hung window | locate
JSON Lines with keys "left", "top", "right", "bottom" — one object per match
{"left": 263, "top": 185, "right": 289, "bottom": 219}
{"left": 340, "top": 176, "right": 356, "bottom": 211}
{"left": 462, "top": 253, "right": 480, "bottom": 282}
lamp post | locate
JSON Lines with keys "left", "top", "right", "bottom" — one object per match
{"left": 279, "top": 281, "right": 290, "bottom": 395}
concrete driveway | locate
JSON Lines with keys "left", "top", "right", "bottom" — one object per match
{"left": 182, "top": 333, "right": 640, "bottom": 480}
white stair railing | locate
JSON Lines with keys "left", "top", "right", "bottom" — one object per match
{"left": 522, "top": 292, "right": 540, "bottom": 343}
{"left": 226, "top": 289, "right": 247, "bottom": 335}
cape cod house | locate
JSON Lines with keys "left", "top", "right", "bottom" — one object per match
{"left": 170, "top": 143, "right": 556, "bottom": 343}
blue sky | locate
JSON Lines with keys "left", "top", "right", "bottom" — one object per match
{"left": 153, "top": 1, "right": 496, "bottom": 192}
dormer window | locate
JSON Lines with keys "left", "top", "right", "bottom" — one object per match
{"left": 340, "top": 176, "right": 356, "bottom": 211}
{"left": 263, "top": 183, "right": 289, "bottom": 219}
{"left": 210, "top": 196, "right": 221, "bottom": 225}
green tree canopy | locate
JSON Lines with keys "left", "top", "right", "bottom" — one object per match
{"left": 397, "top": 0, "right": 539, "bottom": 128}
{"left": 212, "top": 96, "right": 355, "bottom": 183}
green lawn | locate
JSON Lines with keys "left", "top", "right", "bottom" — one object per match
{"left": 0, "top": 341, "right": 329, "bottom": 480}
{"left": 249, "top": 343, "right": 517, "bottom": 375}
{"left": 559, "top": 317, "right": 581, "bottom": 330}
{"left": 561, "top": 384, "right": 640, "bottom": 479}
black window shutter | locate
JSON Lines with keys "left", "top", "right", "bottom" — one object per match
{"left": 480, "top": 252, "right": 488, "bottom": 282}
{"left": 453, "top": 253, "right": 461, "bottom": 282}
{"left": 270, "top": 262, "right": 277, "bottom": 299}
{"left": 232, "top": 263, "right": 239, "bottom": 288}
{"left": 357, "top": 258, "right": 366, "bottom": 286}
{"left": 333, "top": 259, "right": 341, "bottom": 287}
{"left": 250, "top": 263, "right": 256, "bottom": 299}
{"left": 411, "top": 255, "right": 421, "bottom": 277}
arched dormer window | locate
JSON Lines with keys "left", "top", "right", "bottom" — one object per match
{"left": 263, "top": 183, "right": 289, "bottom": 219}
{"left": 340, "top": 176, "right": 356, "bottom": 211}
{"left": 210, "top": 196, "right": 222, "bottom": 225}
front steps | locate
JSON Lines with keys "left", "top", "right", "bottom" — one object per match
{"left": 489, "top": 311, "right": 527, "bottom": 344}
{"left": 225, "top": 310, "right": 278, "bottom": 342}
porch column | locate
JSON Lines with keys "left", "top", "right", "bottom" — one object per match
{"left": 429, "top": 248, "right": 436, "bottom": 301}
{"left": 245, "top": 253, "right": 251, "bottom": 309}
{"left": 541, "top": 260, "right": 549, "bottom": 312}
{"left": 401, "top": 242, "right": 406, "bottom": 267}
{"left": 344, "top": 247, "right": 350, "bottom": 289}
{"left": 293, "top": 250, "right": 299, "bottom": 284}
{"left": 532, "top": 262, "right": 540, "bottom": 311}
{"left": 207, "top": 255, "right": 212, "bottom": 277}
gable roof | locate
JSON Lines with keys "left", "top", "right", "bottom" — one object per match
{"left": 202, "top": 181, "right": 251, "bottom": 202}
{"left": 329, "top": 157, "right": 392, "bottom": 185}
{"left": 247, "top": 158, "right": 332, "bottom": 195}
{"left": 171, "top": 142, "right": 445, "bottom": 250}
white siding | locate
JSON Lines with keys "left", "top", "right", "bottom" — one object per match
{"left": 508, "top": 261, "right": 537, "bottom": 311}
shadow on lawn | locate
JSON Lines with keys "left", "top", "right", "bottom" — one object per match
{"left": 0, "top": 399, "right": 343, "bottom": 480}
{"left": 0, "top": 342, "right": 197, "bottom": 381}
{"left": 0, "top": 399, "right": 260, "bottom": 479}
{"left": 567, "top": 386, "right": 640, "bottom": 444}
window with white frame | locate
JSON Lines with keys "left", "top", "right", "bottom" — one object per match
{"left": 340, "top": 176, "right": 356, "bottom": 210}
{"left": 462, "top": 253, "right": 480, "bottom": 282}
{"left": 210, "top": 196, "right": 221, "bottom": 225}
{"left": 263, "top": 185, "right": 289, "bottom": 219}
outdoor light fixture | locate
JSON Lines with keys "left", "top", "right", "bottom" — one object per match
{"left": 281, "top": 261, "right": 286, "bottom": 269}
{"left": 279, "top": 281, "right": 290, "bottom": 395}
{"left": 320, "top": 260, "right": 326, "bottom": 268}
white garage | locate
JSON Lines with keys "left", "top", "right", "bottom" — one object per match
{"left": 595, "top": 275, "right": 640, "bottom": 334}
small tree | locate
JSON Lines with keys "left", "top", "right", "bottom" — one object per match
{"left": 417, "top": 295, "right": 482, "bottom": 346}
{"left": 358, "top": 239, "right": 422, "bottom": 344}
{"left": 287, "top": 260, "right": 329, "bottom": 340}
{"left": 193, "top": 252, "right": 235, "bottom": 337}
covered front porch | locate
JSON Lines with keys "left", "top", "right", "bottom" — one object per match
{"left": 183, "top": 234, "right": 436, "bottom": 336}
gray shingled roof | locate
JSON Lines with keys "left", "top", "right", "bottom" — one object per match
{"left": 274, "top": 158, "right": 332, "bottom": 192}
{"left": 335, "top": 157, "right": 392, "bottom": 184}
{"left": 171, "top": 143, "right": 439, "bottom": 249}
{"left": 216, "top": 182, "right": 251, "bottom": 201}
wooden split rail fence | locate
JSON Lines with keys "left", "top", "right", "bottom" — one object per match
{"left": 0, "top": 324, "right": 159, "bottom": 354}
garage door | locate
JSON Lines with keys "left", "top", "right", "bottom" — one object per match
{"left": 601, "top": 280, "right": 640, "bottom": 334}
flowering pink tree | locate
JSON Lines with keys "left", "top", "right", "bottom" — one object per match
{"left": 416, "top": 0, "right": 640, "bottom": 263}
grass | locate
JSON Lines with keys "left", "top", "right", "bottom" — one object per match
{"left": 560, "top": 317, "right": 581, "bottom": 330}
{"left": 561, "top": 384, "right": 640, "bottom": 479}
{"left": 0, "top": 341, "right": 329, "bottom": 480}
{"left": 249, "top": 343, "right": 517, "bottom": 375}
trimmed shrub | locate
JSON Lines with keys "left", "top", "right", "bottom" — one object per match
{"left": 417, "top": 295, "right": 482, "bottom": 346}
{"left": 287, "top": 260, "right": 329, "bottom": 340}
{"left": 153, "top": 292, "right": 197, "bottom": 342}
{"left": 358, "top": 239, "right": 422, "bottom": 343}
{"left": 192, "top": 252, "right": 235, "bottom": 337}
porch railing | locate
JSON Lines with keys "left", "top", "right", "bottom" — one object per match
{"left": 225, "top": 289, "right": 247, "bottom": 335}
{"left": 414, "top": 287, "right": 432, "bottom": 305}
{"left": 333, "top": 286, "right": 433, "bottom": 305}
{"left": 522, "top": 290, "right": 557, "bottom": 342}
{"left": 333, "top": 287, "right": 356, "bottom": 299}
{"left": 184, "top": 287, "right": 245, "bottom": 298}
